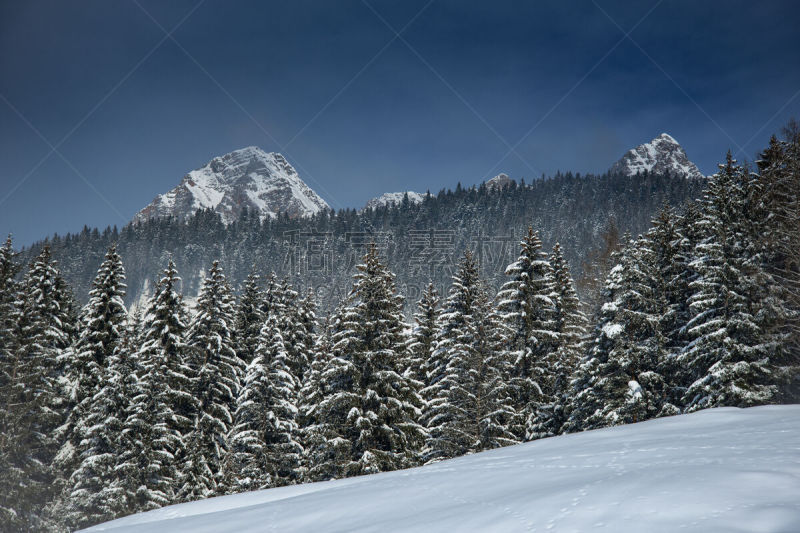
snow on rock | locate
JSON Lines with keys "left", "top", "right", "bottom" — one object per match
{"left": 134, "top": 147, "right": 329, "bottom": 224}
{"left": 486, "top": 173, "right": 515, "bottom": 190}
{"left": 85, "top": 405, "right": 800, "bottom": 533}
{"left": 610, "top": 133, "right": 705, "bottom": 180}
{"left": 364, "top": 191, "right": 425, "bottom": 210}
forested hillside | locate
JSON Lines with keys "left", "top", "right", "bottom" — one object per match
{"left": 1, "top": 125, "right": 798, "bottom": 531}
{"left": 18, "top": 169, "right": 704, "bottom": 314}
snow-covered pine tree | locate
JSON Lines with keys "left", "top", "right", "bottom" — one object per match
{"left": 61, "top": 245, "right": 130, "bottom": 530}
{"left": 641, "top": 205, "right": 686, "bottom": 416}
{"left": 63, "top": 245, "right": 128, "bottom": 424}
{"left": 224, "top": 314, "right": 302, "bottom": 492}
{"left": 0, "top": 243, "right": 77, "bottom": 530}
{"left": 277, "top": 278, "right": 310, "bottom": 382}
{"left": 306, "top": 244, "right": 425, "bottom": 479}
{"left": 600, "top": 236, "right": 669, "bottom": 425}
{"left": 571, "top": 233, "right": 669, "bottom": 432}
{"left": 116, "top": 259, "right": 192, "bottom": 514}
{"left": 234, "top": 268, "right": 265, "bottom": 366}
{"left": 408, "top": 282, "right": 440, "bottom": 387}
{"left": 298, "top": 309, "right": 338, "bottom": 482}
{"left": 424, "top": 251, "right": 516, "bottom": 462}
{"left": 562, "top": 258, "right": 620, "bottom": 433}
{"left": 527, "top": 242, "right": 587, "bottom": 439}
{"left": 494, "top": 227, "right": 558, "bottom": 441}
{"left": 18, "top": 248, "right": 77, "bottom": 522}
{"left": 291, "top": 288, "right": 318, "bottom": 383}
{"left": 0, "top": 235, "right": 21, "bottom": 391}
{"left": 658, "top": 201, "right": 704, "bottom": 408}
{"left": 679, "top": 153, "right": 781, "bottom": 410}
{"left": 754, "top": 128, "right": 800, "bottom": 401}
{"left": 179, "top": 260, "right": 241, "bottom": 501}
{"left": 0, "top": 235, "right": 24, "bottom": 529}
{"left": 262, "top": 272, "right": 285, "bottom": 322}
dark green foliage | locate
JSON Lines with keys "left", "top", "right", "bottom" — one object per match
{"left": 61, "top": 245, "right": 130, "bottom": 530}
{"left": 18, "top": 171, "right": 705, "bottom": 317}
{"left": 234, "top": 268, "right": 266, "bottom": 366}
{"left": 305, "top": 245, "right": 425, "bottom": 479}
{"left": 179, "top": 261, "right": 242, "bottom": 501}
{"left": 424, "top": 252, "right": 516, "bottom": 462}
{"left": 116, "top": 259, "right": 191, "bottom": 514}
{"left": 409, "top": 282, "right": 440, "bottom": 387}
{"left": 495, "top": 228, "right": 559, "bottom": 441}
{"left": 224, "top": 315, "right": 302, "bottom": 492}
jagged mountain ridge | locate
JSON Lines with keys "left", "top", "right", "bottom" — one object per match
{"left": 609, "top": 133, "right": 705, "bottom": 180}
{"left": 134, "top": 147, "right": 329, "bottom": 224}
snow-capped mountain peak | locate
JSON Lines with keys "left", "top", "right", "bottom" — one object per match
{"left": 609, "top": 133, "right": 704, "bottom": 180}
{"left": 364, "top": 191, "right": 425, "bottom": 210}
{"left": 486, "top": 173, "right": 515, "bottom": 190}
{"left": 134, "top": 147, "right": 329, "bottom": 224}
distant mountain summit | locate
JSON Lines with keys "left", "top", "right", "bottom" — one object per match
{"left": 364, "top": 191, "right": 425, "bottom": 210}
{"left": 134, "top": 147, "right": 329, "bottom": 224}
{"left": 610, "top": 133, "right": 704, "bottom": 180}
{"left": 486, "top": 173, "right": 515, "bottom": 190}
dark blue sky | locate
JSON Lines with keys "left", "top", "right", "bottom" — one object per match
{"left": 2, "top": 0, "right": 799, "bottom": 245}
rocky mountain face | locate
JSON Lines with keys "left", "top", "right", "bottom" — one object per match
{"left": 609, "top": 133, "right": 705, "bottom": 180}
{"left": 486, "top": 173, "right": 515, "bottom": 190}
{"left": 364, "top": 191, "right": 425, "bottom": 210}
{"left": 134, "top": 147, "right": 329, "bottom": 224}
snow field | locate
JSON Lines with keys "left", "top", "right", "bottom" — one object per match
{"left": 87, "top": 405, "right": 800, "bottom": 533}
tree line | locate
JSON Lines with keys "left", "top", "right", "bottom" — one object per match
{"left": 17, "top": 160, "right": 705, "bottom": 317}
{"left": 1, "top": 126, "right": 798, "bottom": 531}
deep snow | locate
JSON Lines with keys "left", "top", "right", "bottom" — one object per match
{"left": 86, "top": 405, "right": 800, "bottom": 532}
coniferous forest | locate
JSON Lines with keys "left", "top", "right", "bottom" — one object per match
{"left": 15, "top": 164, "right": 704, "bottom": 317}
{"left": 1, "top": 126, "right": 799, "bottom": 531}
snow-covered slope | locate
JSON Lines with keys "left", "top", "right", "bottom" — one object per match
{"left": 86, "top": 405, "right": 800, "bottom": 533}
{"left": 364, "top": 191, "right": 425, "bottom": 210}
{"left": 610, "top": 133, "right": 705, "bottom": 179}
{"left": 134, "top": 147, "right": 329, "bottom": 224}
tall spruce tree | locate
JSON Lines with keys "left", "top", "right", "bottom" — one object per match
{"left": 567, "top": 235, "right": 670, "bottom": 431}
{"left": 563, "top": 246, "right": 625, "bottom": 433}
{"left": 754, "top": 127, "right": 800, "bottom": 401}
{"left": 408, "top": 282, "right": 440, "bottom": 387}
{"left": 292, "top": 288, "right": 318, "bottom": 383}
{"left": 234, "top": 268, "right": 266, "bottom": 366}
{"left": 305, "top": 245, "right": 425, "bottom": 479}
{"left": 658, "top": 202, "right": 704, "bottom": 408}
{"left": 116, "top": 259, "right": 192, "bottom": 514}
{"left": 224, "top": 314, "right": 302, "bottom": 492}
{"left": 679, "top": 154, "right": 780, "bottom": 410}
{"left": 599, "top": 237, "right": 667, "bottom": 425}
{"left": 298, "top": 309, "right": 337, "bottom": 482}
{"left": 0, "top": 242, "right": 76, "bottom": 530}
{"left": 424, "top": 251, "right": 516, "bottom": 462}
{"left": 527, "top": 243, "right": 587, "bottom": 439}
{"left": 0, "top": 235, "right": 21, "bottom": 392}
{"left": 277, "top": 278, "right": 310, "bottom": 382}
{"left": 179, "top": 260, "right": 241, "bottom": 501}
{"left": 61, "top": 245, "right": 130, "bottom": 530}
{"left": 495, "top": 228, "right": 558, "bottom": 441}
{"left": 0, "top": 235, "right": 24, "bottom": 529}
